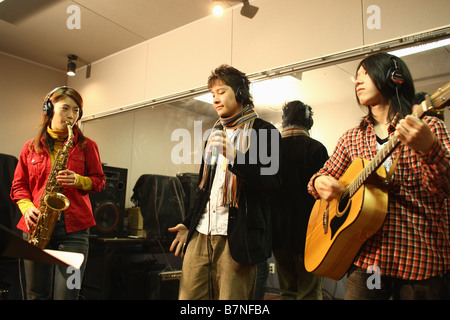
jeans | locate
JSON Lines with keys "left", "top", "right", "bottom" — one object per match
{"left": 23, "top": 217, "right": 89, "bottom": 300}
{"left": 345, "top": 266, "right": 449, "bottom": 300}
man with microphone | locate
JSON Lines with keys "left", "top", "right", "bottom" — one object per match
{"left": 169, "top": 64, "right": 281, "bottom": 300}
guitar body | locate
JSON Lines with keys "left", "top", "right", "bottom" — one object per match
{"left": 304, "top": 158, "right": 388, "bottom": 281}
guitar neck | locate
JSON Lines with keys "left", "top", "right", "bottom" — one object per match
{"left": 349, "top": 136, "right": 400, "bottom": 196}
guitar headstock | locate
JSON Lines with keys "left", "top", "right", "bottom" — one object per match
{"left": 415, "top": 82, "right": 450, "bottom": 118}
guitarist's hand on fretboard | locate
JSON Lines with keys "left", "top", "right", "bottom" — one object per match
{"left": 394, "top": 114, "right": 436, "bottom": 155}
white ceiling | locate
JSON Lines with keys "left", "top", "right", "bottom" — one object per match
{"left": 0, "top": 0, "right": 220, "bottom": 72}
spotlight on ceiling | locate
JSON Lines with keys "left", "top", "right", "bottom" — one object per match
{"left": 213, "top": 2, "right": 224, "bottom": 17}
{"left": 212, "top": 0, "right": 259, "bottom": 19}
{"left": 67, "top": 54, "right": 77, "bottom": 76}
{"left": 240, "top": 0, "right": 258, "bottom": 19}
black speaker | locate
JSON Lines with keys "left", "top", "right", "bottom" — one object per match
{"left": 81, "top": 245, "right": 182, "bottom": 300}
{"left": 109, "top": 259, "right": 180, "bottom": 300}
{"left": 89, "top": 166, "right": 127, "bottom": 238}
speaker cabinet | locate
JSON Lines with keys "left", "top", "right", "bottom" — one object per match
{"left": 81, "top": 241, "right": 182, "bottom": 300}
{"left": 89, "top": 166, "right": 127, "bottom": 238}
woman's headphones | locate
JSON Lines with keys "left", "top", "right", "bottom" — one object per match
{"left": 42, "top": 86, "right": 83, "bottom": 120}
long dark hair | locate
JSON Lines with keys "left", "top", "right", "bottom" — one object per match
{"left": 356, "top": 52, "right": 415, "bottom": 128}
{"left": 32, "top": 87, "right": 87, "bottom": 152}
{"left": 207, "top": 64, "right": 254, "bottom": 108}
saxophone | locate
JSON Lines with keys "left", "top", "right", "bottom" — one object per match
{"left": 28, "top": 121, "right": 73, "bottom": 249}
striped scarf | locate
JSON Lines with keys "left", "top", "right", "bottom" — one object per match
{"left": 281, "top": 125, "right": 310, "bottom": 138}
{"left": 199, "top": 105, "right": 257, "bottom": 207}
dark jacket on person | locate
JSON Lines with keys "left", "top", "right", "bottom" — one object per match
{"left": 270, "top": 134, "right": 328, "bottom": 254}
{"left": 182, "top": 118, "right": 281, "bottom": 265}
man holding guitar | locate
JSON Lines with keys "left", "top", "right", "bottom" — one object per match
{"left": 306, "top": 52, "right": 450, "bottom": 299}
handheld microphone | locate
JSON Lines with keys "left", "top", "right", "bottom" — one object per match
{"left": 211, "top": 146, "right": 218, "bottom": 166}
{"left": 210, "top": 123, "right": 223, "bottom": 167}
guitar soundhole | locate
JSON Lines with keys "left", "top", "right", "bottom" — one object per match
{"left": 337, "top": 191, "right": 350, "bottom": 215}
{"left": 330, "top": 192, "right": 351, "bottom": 239}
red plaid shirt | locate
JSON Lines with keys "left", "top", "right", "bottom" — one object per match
{"left": 308, "top": 115, "right": 450, "bottom": 280}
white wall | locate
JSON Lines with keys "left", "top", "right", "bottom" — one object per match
{"left": 0, "top": 53, "right": 67, "bottom": 158}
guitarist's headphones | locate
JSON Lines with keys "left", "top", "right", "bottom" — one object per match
{"left": 43, "top": 86, "right": 83, "bottom": 120}
{"left": 386, "top": 56, "right": 404, "bottom": 88}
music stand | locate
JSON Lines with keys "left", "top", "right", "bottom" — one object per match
{"left": 0, "top": 224, "right": 83, "bottom": 268}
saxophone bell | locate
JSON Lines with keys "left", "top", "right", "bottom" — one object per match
{"left": 44, "top": 192, "right": 70, "bottom": 212}
{"left": 28, "top": 193, "right": 70, "bottom": 248}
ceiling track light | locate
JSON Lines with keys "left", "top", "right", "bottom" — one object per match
{"left": 212, "top": 0, "right": 259, "bottom": 19}
{"left": 240, "top": 0, "right": 258, "bottom": 19}
{"left": 67, "top": 54, "right": 77, "bottom": 76}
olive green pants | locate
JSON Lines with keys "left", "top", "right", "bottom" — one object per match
{"left": 179, "top": 231, "right": 256, "bottom": 300}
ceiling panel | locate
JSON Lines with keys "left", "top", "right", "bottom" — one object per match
{"left": 0, "top": 0, "right": 214, "bottom": 71}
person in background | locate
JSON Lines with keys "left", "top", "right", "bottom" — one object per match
{"left": 169, "top": 65, "right": 281, "bottom": 300}
{"left": 11, "top": 86, "right": 105, "bottom": 300}
{"left": 308, "top": 52, "right": 450, "bottom": 299}
{"left": 270, "top": 100, "right": 328, "bottom": 299}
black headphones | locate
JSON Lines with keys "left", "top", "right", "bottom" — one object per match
{"left": 235, "top": 75, "right": 248, "bottom": 103}
{"left": 386, "top": 56, "right": 404, "bottom": 88}
{"left": 305, "top": 105, "right": 313, "bottom": 126}
{"left": 43, "top": 86, "right": 83, "bottom": 120}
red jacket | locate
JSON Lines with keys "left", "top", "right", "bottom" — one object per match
{"left": 11, "top": 130, "right": 105, "bottom": 233}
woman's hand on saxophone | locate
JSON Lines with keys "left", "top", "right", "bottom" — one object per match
{"left": 56, "top": 169, "right": 78, "bottom": 186}
{"left": 24, "top": 207, "right": 40, "bottom": 230}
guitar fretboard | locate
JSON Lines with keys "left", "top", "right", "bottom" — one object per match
{"left": 349, "top": 137, "right": 400, "bottom": 197}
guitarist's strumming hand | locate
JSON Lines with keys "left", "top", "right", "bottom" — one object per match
{"left": 314, "top": 175, "right": 344, "bottom": 202}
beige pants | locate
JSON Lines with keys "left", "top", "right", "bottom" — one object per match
{"left": 179, "top": 231, "right": 256, "bottom": 300}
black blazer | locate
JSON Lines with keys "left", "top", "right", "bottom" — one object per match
{"left": 182, "top": 118, "right": 281, "bottom": 264}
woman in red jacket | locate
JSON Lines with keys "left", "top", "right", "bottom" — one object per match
{"left": 11, "top": 86, "right": 105, "bottom": 300}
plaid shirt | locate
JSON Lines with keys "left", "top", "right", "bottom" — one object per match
{"left": 308, "top": 115, "right": 450, "bottom": 280}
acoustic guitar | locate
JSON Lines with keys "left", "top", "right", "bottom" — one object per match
{"left": 304, "top": 83, "right": 450, "bottom": 281}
